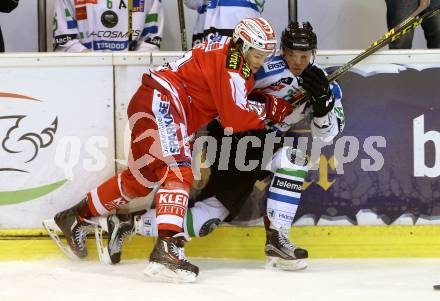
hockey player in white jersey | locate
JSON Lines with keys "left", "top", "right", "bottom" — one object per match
{"left": 94, "top": 22, "right": 344, "bottom": 271}
{"left": 254, "top": 21, "right": 344, "bottom": 139}
{"left": 185, "top": 0, "right": 264, "bottom": 46}
{"left": 53, "top": 0, "right": 164, "bottom": 52}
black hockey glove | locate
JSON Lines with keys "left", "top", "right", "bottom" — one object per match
{"left": 300, "top": 65, "right": 335, "bottom": 117}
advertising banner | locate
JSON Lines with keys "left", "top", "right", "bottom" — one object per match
{"left": 2, "top": 53, "right": 439, "bottom": 229}
{"left": 0, "top": 63, "right": 115, "bottom": 228}
{"left": 234, "top": 66, "right": 440, "bottom": 225}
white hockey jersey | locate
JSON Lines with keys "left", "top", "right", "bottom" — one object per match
{"left": 255, "top": 52, "right": 345, "bottom": 142}
{"left": 53, "top": 0, "right": 164, "bottom": 52}
{"left": 184, "top": 0, "right": 264, "bottom": 46}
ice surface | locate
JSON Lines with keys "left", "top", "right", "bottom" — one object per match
{"left": 1, "top": 258, "right": 440, "bottom": 301}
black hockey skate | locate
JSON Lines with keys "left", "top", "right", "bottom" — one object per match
{"left": 144, "top": 233, "right": 199, "bottom": 283}
{"left": 265, "top": 227, "right": 308, "bottom": 271}
{"left": 107, "top": 213, "right": 134, "bottom": 264}
{"left": 53, "top": 198, "right": 90, "bottom": 259}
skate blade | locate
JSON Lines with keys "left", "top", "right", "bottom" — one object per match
{"left": 94, "top": 218, "right": 112, "bottom": 265}
{"left": 143, "top": 261, "right": 197, "bottom": 283}
{"left": 42, "top": 219, "right": 81, "bottom": 261}
{"left": 265, "top": 256, "right": 308, "bottom": 271}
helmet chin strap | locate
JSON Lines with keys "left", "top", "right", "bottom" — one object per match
{"left": 241, "top": 43, "right": 251, "bottom": 58}
{"left": 311, "top": 49, "right": 317, "bottom": 65}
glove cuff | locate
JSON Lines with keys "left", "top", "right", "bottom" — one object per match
{"left": 313, "top": 115, "right": 331, "bottom": 128}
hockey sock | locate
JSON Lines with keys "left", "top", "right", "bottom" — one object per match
{"left": 156, "top": 188, "right": 189, "bottom": 233}
{"left": 87, "top": 171, "right": 153, "bottom": 216}
{"left": 185, "top": 197, "right": 229, "bottom": 237}
{"left": 135, "top": 197, "right": 229, "bottom": 237}
{"left": 267, "top": 167, "right": 307, "bottom": 230}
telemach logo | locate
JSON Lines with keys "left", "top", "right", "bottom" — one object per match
{"left": 273, "top": 176, "right": 302, "bottom": 193}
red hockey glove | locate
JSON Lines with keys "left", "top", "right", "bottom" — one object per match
{"left": 248, "top": 90, "right": 293, "bottom": 124}
{"left": 265, "top": 95, "right": 293, "bottom": 124}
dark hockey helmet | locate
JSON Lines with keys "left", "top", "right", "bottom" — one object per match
{"left": 281, "top": 21, "right": 317, "bottom": 51}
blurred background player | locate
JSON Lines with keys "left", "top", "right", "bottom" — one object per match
{"left": 0, "top": 0, "right": 19, "bottom": 52}
{"left": 102, "top": 21, "right": 344, "bottom": 271}
{"left": 385, "top": 0, "right": 440, "bottom": 49}
{"left": 184, "top": 0, "right": 264, "bottom": 46}
{"left": 44, "top": 17, "right": 295, "bottom": 283}
{"left": 53, "top": 0, "right": 164, "bottom": 52}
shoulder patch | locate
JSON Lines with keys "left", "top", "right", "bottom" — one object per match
{"left": 226, "top": 48, "right": 241, "bottom": 71}
{"left": 226, "top": 47, "right": 251, "bottom": 79}
{"left": 206, "top": 36, "right": 227, "bottom": 52}
{"left": 241, "top": 63, "right": 251, "bottom": 79}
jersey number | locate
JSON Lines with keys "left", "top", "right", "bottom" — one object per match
{"left": 168, "top": 51, "right": 193, "bottom": 72}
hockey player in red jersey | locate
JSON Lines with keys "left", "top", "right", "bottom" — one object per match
{"left": 45, "top": 17, "right": 293, "bottom": 283}
{"left": 96, "top": 21, "right": 345, "bottom": 272}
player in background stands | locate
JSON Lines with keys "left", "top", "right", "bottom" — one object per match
{"left": 53, "top": 0, "right": 163, "bottom": 52}
{"left": 185, "top": 0, "right": 264, "bottom": 47}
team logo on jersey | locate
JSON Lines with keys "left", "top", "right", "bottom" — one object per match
{"left": 264, "top": 59, "right": 285, "bottom": 73}
{"left": 268, "top": 77, "right": 296, "bottom": 92}
{"left": 206, "top": 36, "right": 225, "bottom": 52}
{"left": 226, "top": 48, "right": 241, "bottom": 71}
{"left": 280, "top": 77, "right": 294, "bottom": 85}
{"left": 101, "top": 10, "right": 118, "bottom": 28}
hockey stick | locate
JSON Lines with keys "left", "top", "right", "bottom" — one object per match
{"left": 128, "top": 0, "right": 133, "bottom": 50}
{"left": 288, "top": 0, "right": 298, "bottom": 23}
{"left": 178, "top": 0, "right": 188, "bottom": 51}
{"left": 290, "top": 1, "right": 438, "bottom": 107}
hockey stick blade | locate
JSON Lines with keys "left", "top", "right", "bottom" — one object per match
{"left": 289, "top": 4, "right": 439, "bottom": 108}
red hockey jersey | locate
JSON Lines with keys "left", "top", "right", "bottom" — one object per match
{"left": 150, "top": 36, "right": 266, "bottom": 135}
